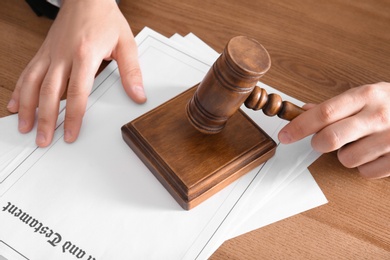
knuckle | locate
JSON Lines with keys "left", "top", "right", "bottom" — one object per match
{"left": 64, "top": 111, "right": 84, "bottom": 130}
{"left": 64, "top": 103, "right": 87, "bottom": 125}
{"left": 74, "top": 40, "right": 94, "bottom": 61}
{"left": 313, "top": 129, "right": 342, "bottom": 152}
{"left": 22, "top": 70, "right": 41, "bottom": 85}
{"left": 318, "top": 103, "right": 336, "bottom": 123}
{"left": 360, "top": 84, "right": 380, "bottom": 100}
{"left": 65, "top": 112, "right": 83, "bottom": 124}
{"left": 40, "top": 81, "right": 59, "bottom": 97}
{"left": 128, "top": 67, "right": 142, "bottom": 77}
{"left": 18, "top": 102, "right": 33, "bottom": 113}
{"left": 37, "top": 116, "right": 52, "bottom": 128}
{"left": 373, "top": 107, "right": 390, "bottom": 126}
{"left": 122, "top": 65, "right": 142, "bottom": 80}
{"left": 66, "top": 84, "right": 89, "bottom": 99}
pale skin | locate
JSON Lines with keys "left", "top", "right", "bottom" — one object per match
{"left": 7, "top": 2, "right": 389, "bottom": 179}
{"left": 279, "top": 82, "right": 390, "bottom": 179}
{"left": 7, "top": 0, "right": 146, "bottom": 147}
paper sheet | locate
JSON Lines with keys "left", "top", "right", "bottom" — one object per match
{"left": 0, "top": 27, "right": 327, "bottom": 260}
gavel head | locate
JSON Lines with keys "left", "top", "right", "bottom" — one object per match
{"left": 186, "top": 36, "right": 271, "bottom": 134}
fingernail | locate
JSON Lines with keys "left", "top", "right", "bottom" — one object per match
{"left": 133, "top": 85, "right": 146, "bottom": 99}
{"left": 36, "top": 132, "right": 47, "bottom": 146}
{"left": 279, "top": 131, "right": 292, "bottom": 144}
{"left": 18, "top": 119, "right": 27, "bottom": 132}
{"left": 64, "top": 129, "right": 72, "bottom": 143}
{"left": 7, "top": 99, "right": 15, "bottom": 109}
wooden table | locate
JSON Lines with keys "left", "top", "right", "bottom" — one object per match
{"left": 1, "top": 0, "right": 389, "bottom": 258}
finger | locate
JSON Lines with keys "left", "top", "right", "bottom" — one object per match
{"left": 302, "top": 103, "right": 317, "bottom": 110}
{"left": 337, "top": 130, "right": 390, "bottom": 168}
{"left": 357, "top": 153, "right": 390, "bottom": 179}
{"left": 8, "top": 66, "right": 29, "bottom": 113}
{"left": 9, "top": 44, "right": 51, "bottom": 112}
{"left": 278, "top": 88, "right": 365, "bottom": 144}
{"left": 114, "top": 34, "right": 146, "bottom": 104}
{"left": 311, "top": 108, "right": 380, "bottom": 152}
{"left": 36, "top": 63, "right": 69, "bottom": 147}
{"left": 63, "top": 55, "right": 100, "bottom": 143}
{"left": 15, "top": 59, "right": 50, "bottom": 133}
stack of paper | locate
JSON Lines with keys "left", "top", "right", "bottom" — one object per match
{"left": 0, "top": 27, "right": 327, "bottom": 259}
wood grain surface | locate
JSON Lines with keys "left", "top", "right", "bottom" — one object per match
{"left": 1, "top": 0, "right": 389, "bottom": 258}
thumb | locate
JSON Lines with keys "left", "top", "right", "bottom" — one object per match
{"left": 115, "top": 37, "right": 146, "bottom": 104}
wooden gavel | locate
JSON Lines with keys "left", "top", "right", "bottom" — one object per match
{"left": 186, "top": 36, "right": 304, "bottom": 134}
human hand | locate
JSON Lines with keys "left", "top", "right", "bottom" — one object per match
{"left": 7, "top": 0, "right": 145, "bottom": 147}
{"left": 278, "top": 82, "right": 390, "bottom": 179}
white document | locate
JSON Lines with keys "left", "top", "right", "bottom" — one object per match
{"left": 0, "top": 27, "right": 326, "bottom": 260}
{"left": 229, "top": 168, "right": 326, "bottom": 238}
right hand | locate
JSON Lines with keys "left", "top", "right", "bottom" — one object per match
{"left": 278, "top": 82, "right": 390, "bottom": 179}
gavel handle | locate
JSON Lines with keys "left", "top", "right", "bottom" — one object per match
{"left": 244, "top": 86, "right": 305, "bottom": 121}
{"left": 277, "top": 100, "right": 305, "bottom": 121}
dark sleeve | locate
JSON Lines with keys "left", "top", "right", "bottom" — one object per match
{"left": 25, "top": 0, "right": 121, "bottom": 20}
{"left": 25, "top": 0, "right": 59, "bottom": 19}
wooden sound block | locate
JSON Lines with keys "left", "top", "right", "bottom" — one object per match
{"left": 121, "top": 85, "right": 277, "bottom": 210}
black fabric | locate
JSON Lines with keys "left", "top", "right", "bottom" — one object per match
{"left": 25, "top": 0, "right": 59, "bottom": 19}
{"left": 26, "top": 0, "right": 121, "bottom": 20}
